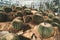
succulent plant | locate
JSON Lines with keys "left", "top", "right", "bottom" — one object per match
{"left": 48, "top": 14, "right": 54, "bottom": 18}
{"left": 4, "top": 7, "right": 12, "bottom": 13}
{"left": 34, "top": 11, "right": 42, "bottom": 16}
{"left": 16, "top": 7, "right": 22, "bottom": 11}
{"left": 38, "top": 23, "right": 54, "bottom": 38}
{"left": 53, "top": 17, "right": 60, "bottom": 24}
{"left": 51, "top": 22, "right": 60, "bottom": 29}
{"left": 12, "top": 17, "right": 24, "bottom": 30}
{"left": 24, "top": 16, "right": 32, "bottom": 23}
{"left": 24, "top": 9, "right": 33, "bottom": 15}
{"left": 0, "top": 13, "right": 8, "bottom": 22}
{"left": 45, "top": 19, "right": 53, "bottom": 24}
{"left": 15, "top": 12, "right": 23, "bottom": 17}
{"left": 32, "top": 15, "right": 43, "bottom": 25}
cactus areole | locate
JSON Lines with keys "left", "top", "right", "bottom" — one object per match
{"left": 38, "top": 23, "right": 54, "bottom": 38}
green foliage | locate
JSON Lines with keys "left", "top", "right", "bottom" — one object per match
{"left": 38, "top": 25, "right": 54, "bottom": 38}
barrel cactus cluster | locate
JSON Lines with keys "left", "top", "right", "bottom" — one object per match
{"left": 0, "top": 6, "right": 60, "bottom": 40}
{"left": 11, "top": 17, "right": 31, "bottom": 32}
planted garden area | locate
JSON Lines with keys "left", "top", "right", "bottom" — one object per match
{"left": 0, "top": 6, "right": 60, "bottom": 40}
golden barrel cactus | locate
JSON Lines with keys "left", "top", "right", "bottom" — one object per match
{"left": 38, "top": 23, "right": 54, "bottom": 38}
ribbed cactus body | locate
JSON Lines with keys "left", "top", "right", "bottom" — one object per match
{"left": 53, "top": 17, "right": 60, "bottom": 24}
{"left": 12, "top": 21, "right": 23, "bottom": 30}
{"left": 12, "top": 17, "right": 24, "bottom": 30}
{"left": 38, "top": 23, "right": 54, "bottom": 38}
{"left": 48, "top": 14, "right": 54, "bottom": 18}
{"left": 32, "top": 15, "right": 43, "bottom": 25}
